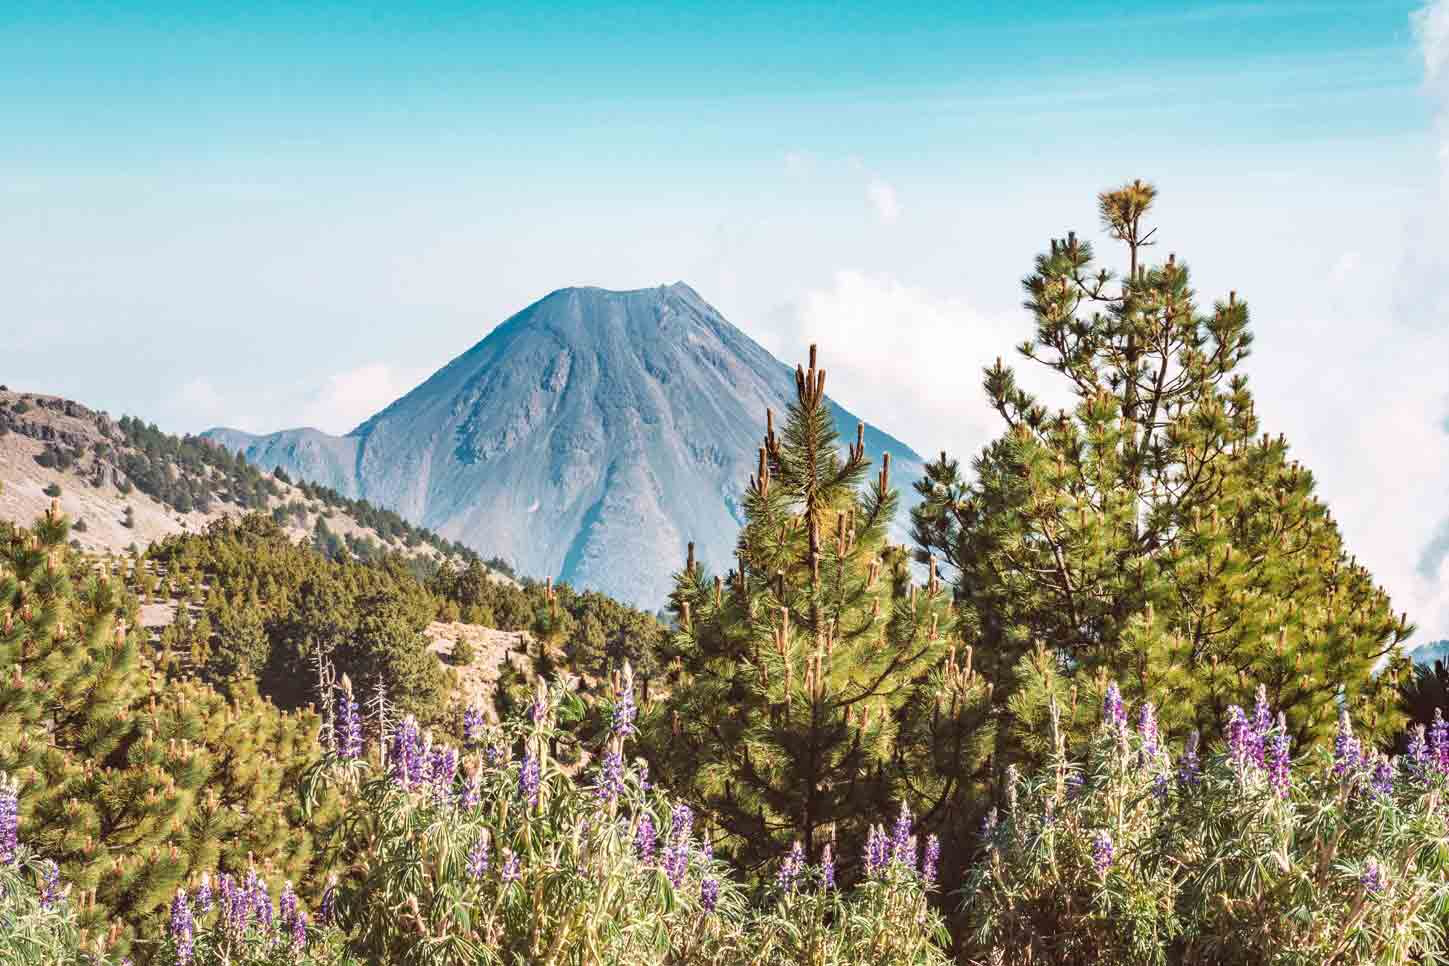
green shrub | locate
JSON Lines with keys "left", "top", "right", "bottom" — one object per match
{"left": 961, "top": 683, "right": 1449, "bottom": 965}
{"left": 452, "top": 636, "right": 477, "bottom": 666}
{"left": 307, "top": 672, "right": 950, "bottom": 965}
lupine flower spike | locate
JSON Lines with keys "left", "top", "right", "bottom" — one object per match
{"left": 1092, "top": 831, "right": 1114, "bottom": 876}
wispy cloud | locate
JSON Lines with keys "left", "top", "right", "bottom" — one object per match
{"left": 866, "top": 180, "right": 901, "bottom": 223}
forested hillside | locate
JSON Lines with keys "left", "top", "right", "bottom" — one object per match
{"left": 0, "top": 387, "right": 479, "bottom": 568}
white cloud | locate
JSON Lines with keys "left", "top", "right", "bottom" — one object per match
{"left": 866, "top": 179, "right": 901, "bottom": 223}
{"left": 1329, "top": 251, "right": 1361, "bottom": 285}
{"left": 1407, "top": 0, "right": 1449, "bottom": 641}
{"left": 296, "top": 363, "right": 427, "bottom": 435}
{"left": 1416, "top": 0, "right": 1449, "bottom": 84}
{"left": 769, "top": 271, "right": 1033, "bottom": 462}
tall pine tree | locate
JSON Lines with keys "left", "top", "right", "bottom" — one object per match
{"left": 653, "top": 346, "right": 954, "bottom": 871}
{"left": 912, "top": 181, "right": 1411, "bottom": 758}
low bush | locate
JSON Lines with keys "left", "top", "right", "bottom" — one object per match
{"left": 961, "top": 684, "right": 1449, "bottom": 965}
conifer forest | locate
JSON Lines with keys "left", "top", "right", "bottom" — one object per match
{"left": 5, "top": 178, "right": 1449, "bottom": 965}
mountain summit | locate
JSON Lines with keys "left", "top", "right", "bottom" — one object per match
{"left": 207, "top": 283, "right": 923, "bottom": 605}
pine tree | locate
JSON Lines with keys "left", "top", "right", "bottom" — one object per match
{"left": 912, "top": 181, "right": 1411, "bottom": 759}
{"left": 0, "top": 505, "right": 339, "bottom": 959}
{"left": 654, "top": 346, "right": 953, "bottom": 869}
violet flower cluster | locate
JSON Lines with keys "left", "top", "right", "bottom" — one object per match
{"left": 334, "top": 689, "right": 362, "bottom": 760}
{"left": 462, "top": 704, "right": 486, "bottom": 745}
{"left": 1092, "top": 831, "right": 1114, "bottom": 876}
{"left": 0, "top": 773, "right": 17, "bottom": 866}
{"left": 1218, "top": 685, "right": 1292, "bottom": 796}
{"left": 663, "top": 804, "right": 694, "bottom": 888}
{"left": 183, "top": 868, "right": 311, "bottom": 952}
{"left": 610, "top": 680, "right": 637, "bottom": 738}
{"left": 862, "top": 801, "right": 936, "bottom": 886}
{"left": 169, "top": 888, "right": 196, "bottom": 965}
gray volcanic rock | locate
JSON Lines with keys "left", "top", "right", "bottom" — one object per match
{"left": 206, "top": 283, "right": 924, "bottom": 606}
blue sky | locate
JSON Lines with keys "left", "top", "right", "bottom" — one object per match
{"left": 3, "top": 0, "right": 1447, "bottom": 637}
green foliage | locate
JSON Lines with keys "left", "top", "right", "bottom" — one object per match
{"left": 0, "top": 845, "right": 108, "bottom": 965}
{"left": 451, "top": 636, "right": 477, "bottom": 666}
{"left": 427, "top": 561, "right": 666, "bottom": 688}
{"left": 310, "top": 675, "right": 950, "bottom": 965}
{"left": 961, "top": 686, "right": 1449, "bottom": 965}
{"left": 145, "top": 515, "right": 448, "bottom": 724}
{"left": 912, "top": 181, "right": 1410, "bottom": 768}
{"left": 654, "top": 347, "right": 958, "bottom": 871}
{"left": 0, "top": 507, "right": 341, "bottom": 960}
{"left": 115, "top": 415, "right": 280, "bottom": 515}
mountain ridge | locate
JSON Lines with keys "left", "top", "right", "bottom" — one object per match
{"left": 205, "top": 283, "right": 926, "bottom": 606}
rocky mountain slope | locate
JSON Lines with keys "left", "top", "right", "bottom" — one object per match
{"left": 0, "top": 387, "right": 478, "bottom": 568}
{"left": 207, "top": 283, "right": 925, "bottom": 606}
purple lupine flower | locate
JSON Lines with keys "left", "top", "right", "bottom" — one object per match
{"left": 1225, "top": 706, "right": 1251, "bottom": 767}
{"left": 1268, "top": 732, "right": 1292, "bottom": 799}
{"left": 611, "top": 680, "right": 638, "bottom": 738}
{"left": 0, "top": 776, "right": 17, "bottom": 868}
{"left": 519, "top": 751, "right": 541, "bottom": 807}
{"left": 249, "top": 874, "right": 272, "bottom": 929}
{"left": 529, "top": 686, "right": 549, "bottom": 725}
{"left": 279, "top": 881, "right": 299, "bottom": 930}
{"left": 635, "top": 812, "right": 657, "bottom": 863}
{"left": 462, "top": 705, "right": 486, "bottom": 745}
{"left": 389, "top": 717, "right": 423, "bottom": 789}
{"left": 1152, "top": 772, "right": 1168, "bottom": 801}
{"left": 1333, "top": 710, "right": 1362, "bottom": 779}
{"left": 291, "top": 910, "right": 308, "bottom": 950}
{"left": 500, "top": 849, "right": 520, "bottom": 883}
{"left": 921, "top": 835, "right": 940, "bottom": 885}
{"left": 888, "top": 801, "right": 915, "bottom": 870}
{"left": 776, "top": 841, "right": 805, "bottom": 892}
{"left": 820, "top": 843, "right": 836, "bottom": 890}
{"left": 1252, "top": 685, "right": 1272, "bottom": 731}
{"left": 220, "top": 873, "right": 245, "bottom": 934}
{"left": 318, "top": 875, "right": 337, "bottom": 926}
{"left": 670, "top": 803, "right": 694, "bottom": 842}
{"left": 1371, "top": 756, "right": 1394, "bottom": 797}
{"left": 700, "top": 877, "right": 719, "bottom": 912}
{"left": 1102, "top": 682, "right": 1125, "bottom": 730}
{"left": 38, "top": 860, "right": 62, "bottom": 909}
{"left": 1092, "top": 831, "right": 1114, "bottom": 876}
{"left": 461, "top": 771, "right": 482, "bottom": 810}
{"left": 595, "top": 749, "right": 626, "bottom": 802}
{"left": 466, "top": 829, "right": 490, "bottom": 880}
{"left": 1361, "top": 859, "right": 1386, "bottom": 895}
{"left": 193, "top": 871, "right": 213, "bottom": 913}
{"left": 979, "top": 809, "right": 999, "bottom": 843}
{"left": 864, "top": 823, "right": 888, "bottom": 877}
{"left": 1407, "top": 725, "right": 1429, "bottom": 776}
{"left": 638, "top": 760, "right": 651, "bottom": 791}
{"left": 169, "top": 889, "right": 195, "bottom": 964}
{"left": 484, "top": 743, "right": 504, "bottom": 768}
{"left": 429, "top": 747, "right": 459, "bottom": 791}
{"left": 1178, "top": 730, "right": 1201, "bottom": 786}
{"left": 335, "top": 691, "right": 362, "bottom": 759}
{"left": 1431, "top": 710, "right": 1449, "bottom": 774}
{"left": 0, "top": 775, "right": 18, "bottom": 865}
{"left": 1138, "top": 701, "right": 1159, "bottom": 757}
{"left": 1251, "top": 685, "right": 1273, "bottom": 767}
{"left": 1066, "top": 770, "right": 1084, "bottom": 798}
{"left": 663, "top": 843, "right": 689, "bottom": 887}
